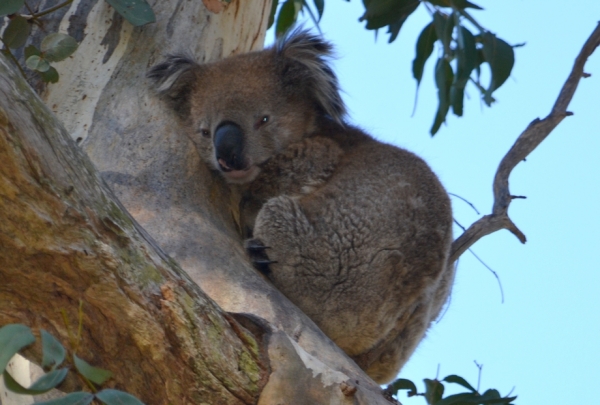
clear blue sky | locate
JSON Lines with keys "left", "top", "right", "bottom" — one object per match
{"left": 267, "top": 1, "right": 600, "bottom": 403}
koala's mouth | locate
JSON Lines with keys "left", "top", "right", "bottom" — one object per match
{"left": 217, "top": 158, "right": 260, "bottom": 184}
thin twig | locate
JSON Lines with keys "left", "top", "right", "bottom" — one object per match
{"left": 474, "top": 361, "right": 483, "bottom": 392}
{"left": 20, "top": 0, "right": 73, "bottom": 20}
{"left": 468, "top": 248, "right": 504, "bottom": 303}
{"left": 453, "top": 218, "right": 466, "bottom": 231}
{"left": 450, "top": 22, "right": 600, "bottom": 263}
{"left": 449, "top": 192, "right": 481, "bottom": 215}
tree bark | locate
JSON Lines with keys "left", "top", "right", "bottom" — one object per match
{"left": 1, "top": 1, "right": 394, "bottom": 404}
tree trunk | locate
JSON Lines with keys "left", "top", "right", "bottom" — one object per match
{"left": 1, "top": 1, "right": 393, "bottom": 404}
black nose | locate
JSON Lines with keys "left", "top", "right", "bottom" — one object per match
{"left": 214, "top": 122, "right": 245, "bottom": 171}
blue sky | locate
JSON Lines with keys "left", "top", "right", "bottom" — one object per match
{"left": 267, "top": 1, "right": 600, "bottom": 403}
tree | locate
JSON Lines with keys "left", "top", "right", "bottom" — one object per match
{"left": 1, "top": 1, "right": 599, "bottom": 404}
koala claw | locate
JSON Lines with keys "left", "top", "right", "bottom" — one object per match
{"left": 246, "top": 238, "right": 275, "bottom": 275}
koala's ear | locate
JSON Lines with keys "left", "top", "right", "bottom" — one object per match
{"left": 147, "top": 55, "right": 200, "bottom": 119}
{"left": 275, "top": 29, "right": 347, "bottom": 125}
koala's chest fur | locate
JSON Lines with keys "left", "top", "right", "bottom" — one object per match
{"left": 148, "top": 30, "right": 455, "bottom": 384}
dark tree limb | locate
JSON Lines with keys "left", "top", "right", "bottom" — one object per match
{"left": 450, "top": 22, "right": 600, "bottom": 263}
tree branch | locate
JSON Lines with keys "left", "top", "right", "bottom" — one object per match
{"left": 450, "top": 22, "right": 600, "bottom": 263}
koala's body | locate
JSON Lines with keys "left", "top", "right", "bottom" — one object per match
{"left": 148, "top": 30, "right": 454, "bottom": 383}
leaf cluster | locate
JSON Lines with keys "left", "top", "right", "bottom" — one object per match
{"left": 385, "top": 374, "right": 517, "bottom": 405}
{"left": 0, "top": 323, "right": 145, "bottom": 405}
{"left": 268, "top": 0, "right": 521, "bottom": 135}
{"left": 1, "top": 0, "right": 155, "bottom": 83}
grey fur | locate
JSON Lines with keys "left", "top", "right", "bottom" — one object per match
{"left": 148, "top": 30, "right": 455, "bottom": 383}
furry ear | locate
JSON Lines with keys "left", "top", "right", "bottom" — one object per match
{"left": 147, "top": 55, "right": 199, "bottom": 119}
{"left": 275, "top": 29, "right": 347, "bottom": 124}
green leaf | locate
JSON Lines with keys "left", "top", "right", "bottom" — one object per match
{"left": 427, "top": 0, "right": 482, "bottom": 9}
{"left": 478, "top": 389, "right": 517, "bottom": 404}
{"left": 424, "top": 378, "right": 445, "bottom": 404}
{"left": 0, "top": 0, "right": 25, "bottom": 16}
{"left": 412, "top": 22, "right": 437, "bottom": 86}
{"left": 431, "top": 57, "right": 453, "bottom": 135}
{"left": 104, "top": 0, "right": 156, "bottom": 26}
{"left": 267, "top": 0, "right": 279, "bottom": 29}
{"left": 37, "top": 392, "right": 95, "bottom": 405}
{"left": 481, "top": 32, "right": 514, "bottom": 106}
{"left": 359, "top": 0, "right": 419, "bottom": 31}
{"left": 435, "top": 392, "right": 482, "bottom": 405}
{"left": 275, "top": 0, "right": 297, "bottom": 38}
{"left": 387, "top": 378, "right": 418, "bottom": 396}
{"left": 3, "top": 368, "right": 68, "bottom": 395}
{"left": 73, "top": 354, "right": 113, "bottom": 385}
{"left": 41, "top": 33, "right": 78, "bottom": 62}
{"left": 96, "top": 389, "right": 145, "bottom": 405}
{"left": 24, "top": 44, "right": 41, "bottom": 59}
{"left": 312, "top": 0, "right": 324, "bottom": 20}
{"left": 41, "top": 330, "right": 66, "bottom": 369}
{"left": 26, "top": 55, "right": 51, "bottom": 72}
{"left": 2, "top": 15, "right": 31, "bottom": 49}
{"left": 454, "top": 0, "right": 483, "bottom": 10}
{"left": 450, "top": 25, "right": 477, "bottom": 116}
{"left": 386, "top": 12, "right": 413, "bottom": 43}
{"left": 443, "top": 375, "right": 477, "bottom": 392}
{"left": 39, "top": 66, "right": 60, "bottom": 83}
{"left": 0, "top": 324, "right": 35, "bottom": 372}
{"left": 432, "top": 11, "right": 454, "bottom": 57}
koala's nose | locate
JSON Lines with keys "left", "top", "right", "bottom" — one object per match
{"left": 214, "top": 122, "right": 246, "bottom": 171}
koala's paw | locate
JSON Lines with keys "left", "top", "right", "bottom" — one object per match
{"left": 245, "top": 238, "right": 277, "bottom": 276}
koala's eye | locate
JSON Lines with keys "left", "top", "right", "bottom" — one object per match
{"left": 255, "top": 115, "right": 269, "bottom": 129}
{"left": 198, "top": 128, "right": 211, "bottom": 138}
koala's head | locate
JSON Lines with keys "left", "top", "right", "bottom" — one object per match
{"left": 147, "top": 30, "right": 346, "bottom": 184}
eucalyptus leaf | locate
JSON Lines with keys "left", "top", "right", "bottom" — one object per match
{"left": 24, "top": 44, "right": 41, "bottom": 59}
{"left": 275, "top": 0, "right": 296, "bottom": 38}
{"left": 432, "top": 11, "right": 454, "bottom": 57}
{"left": 386, "top": 13, "right": 412, "bottom": 43}
{"left": 450, "top": 25, "right": 477, "bottom": 116}
{"left": 387, "top": 378, "right": 418, "bottom": 396}
{"left": 96, "top": 389, "right": 145, "bottom": 405}
{"left": 428, "top": 0, "right": 483, "bottom": 9}
{"left": 481, "top": 32, "right": 514, "bottom": 105}
{"left": 26, "top": 55, "right": 51, "bottom": 72}
{"left": 37, "top": 391, "right": 95, "bottom": 405}
{"left": 267, "top": 0, "right": 279, "bottom": 29}
{"left": 435, "top": 392, "right": 481, "bottom": 405}
{"left": 3, "top": 368, "right": 68, "bottom": 395}
{"left": 104, "top": 0, "right": 156, "bottom": 27}
{"left": 431, "top": 57, "right": 453, "bottom": 135}
{"left": 312, "top": 0, "right": 324, "bottom": 20}
{"left": 443, "top": 375, "right": 477, "bottom": 392}
{"left": 478, "top": 389, "right": 517, "bottom": 404}
{"left": 41, "top": 330, "right": 66, "bottom": 369}
{"left": 2, "top": 16, "right": 31, "bottom": 49}
{"left": 39, "top": 66, "right": 60, "bottom": 83}
{"left": 0, "top": 0, "right": 25, "bottom": 16}
{"left": 412, "top": 22, "right": 437, "bottom": 86}
{"left": 41, "top": 33, "right": 78, "bottom": 62}
{"left": 0, "top": 324, "right": 35, "bottom": 372}
{"left": 359, "top": 0, "right": 419, "bottom": 31}
{"left": 424, "top": 378, "right": 445, "bottom": 404}
{"left": 73, "top": 354, "right": 113, "bottom": 385}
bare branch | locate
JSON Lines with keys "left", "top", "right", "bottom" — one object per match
{"left": 450, "top": 22, "right": 600, "bottom": 263}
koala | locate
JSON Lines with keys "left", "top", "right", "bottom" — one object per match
{"left": 148, "top": 30, "right": 455, "bottom": 384}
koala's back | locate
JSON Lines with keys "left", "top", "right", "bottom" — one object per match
{"left": 251, "top": 123, "right": 454, "bottom": 383}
